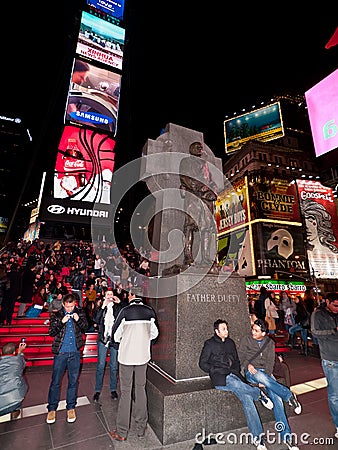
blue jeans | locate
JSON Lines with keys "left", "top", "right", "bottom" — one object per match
{"left": 245, "top": 368, "right": 292, "bottom": 441}
{"left": 215, "top": 373, "right": 264, "bottom": 442}
{"left": 95, "top": 340, "right": 118, "bottom": 393}
{"left": 47, "top": 350, "right": 81, "bottom": 411}
{"left": 322, "top": 359, "right": 338, "bottom": 427}
{"left": 288, "top": 323, "right": 308, "bottom": 342}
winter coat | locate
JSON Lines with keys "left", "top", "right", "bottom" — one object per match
{"left": 93, "top": 300, "right": 127, "bottom": 348}
{"left": 49, "top": 306, "right": 88, "bottom": 355}
{"left": 311, "top": 305, "right": 338, "bottom": 361}
{"left": 199, "top": 334, "right": 244, "bottom": 387}
{"left": 111, "top": 298, "right": 159, "bottom": 365}
{"left": 0, "top": 354, "right": 27, "bottom": 415}
{"left": 238, "top": 334, "right": 275, "bottom": 376}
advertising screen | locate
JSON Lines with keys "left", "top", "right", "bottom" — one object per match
{"left": 87, "top": 0, "right": 125, "bottom": 22}
{"left": 76, "top": 11, "right": 125, "bottom": 71}
{"left": 248, "top": 175, "right": 301, "bottom": 223}
{"left": 305, "top": 68, "right": 338, "bottom": 157}
{"left": 215, "top": 178, "right": 248, "bottom": 234}
{"left": 297, "top": 179, "right": 338, "bottom": 279}
{"left": 253, "top": 222, "right": 309, "bottom": 278}
{"left": 65, "top": 58, "right": 121, "bottom": 135}
{"left": 54, "top": 125, "right": 116, "bottom": 204}
{"left": 224, "top": 102, "right": 284, "bottom": 153}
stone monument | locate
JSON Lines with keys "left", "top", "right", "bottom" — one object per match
{"left": 139, "top": 124, "right": 273, "bottom": 445}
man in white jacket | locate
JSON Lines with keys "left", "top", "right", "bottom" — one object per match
{"left": 109, "top": 289, "right": 159, "bottom": 441}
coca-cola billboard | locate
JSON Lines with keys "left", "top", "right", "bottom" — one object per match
{"left": 54, "top": 125, "right": 115, "bottom": 204}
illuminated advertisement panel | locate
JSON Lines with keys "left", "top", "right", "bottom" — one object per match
{"left": 297, "top": 179, "right": 338, "bottom": 278}
{"left": 248, "top": 175, "right": 301, "bottom": 222}
{"left": 54, "top": 125, "right": 115, "bottom": 204}
{"left": 215, "top": 178, "right": 248, "bottom": 234}
{"left": 76, "top": 12, "right": 125, "bottom": 71}
{"left": 253, "top": 222, "right": 309, "bottom": 278}
{"left": 224, "top": 102, "right": 284, "bottom": 154}
{"left": 246, "top": 279, "right": 306, "bottom": 294}
{"left": 218, "top": 226, "right": 253, "bottom": 276}
{"left": 87, "top": 0, "right": 125, "bottom": 21}
{"left": 65, "top": 58, "right": 121, "bottom": 135}
{"left": 305, "top": 68, "right": 338, "bottom": 157}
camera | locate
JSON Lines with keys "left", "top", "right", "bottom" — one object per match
{"left": 21, "top": 338, "right": 26, "bottom": 343}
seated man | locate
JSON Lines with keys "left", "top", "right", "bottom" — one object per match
{"left": 199, "top": 319, "right": 273, "bottom": 450}
{"left": 0, "top": 341, "right": 28, "bottom": 419}
{"left": 238, "top": 319, "right": 302, "bottom": 450}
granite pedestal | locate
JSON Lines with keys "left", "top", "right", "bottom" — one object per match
{"left": 146, "top": 273, "right": 273, "bottom": 445}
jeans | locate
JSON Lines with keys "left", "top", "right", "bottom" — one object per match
{"left": 288, "top": 323, "right": 308, "bottom": 343}
{"left": 245, "top": 368, "right": 292, "bottom": 441}
{"left": 47, "top": 350, "right": 80, "bottom": 411}
{"left": 95, "top": 340, "right": 118, "bottom": 393}
{"left": 215, "top": 373, "right": 264, "bottom": 442}
{"left": 322, "top": 359, "right": 338, "bottom": 427}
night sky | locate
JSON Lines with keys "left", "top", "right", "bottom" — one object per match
{"left": 2, "top": 1, "right": 338, "bottom": 169}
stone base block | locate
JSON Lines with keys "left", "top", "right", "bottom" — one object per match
{"left": 147, "top": 365, "right": 273, "bottom": 446}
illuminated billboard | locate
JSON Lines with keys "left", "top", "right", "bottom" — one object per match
{"left": 224, "top": 102, "right": 284, "bottom": 153}
{"left": 87, "top": 0, "right": 125, "bottom": 22}
{"left": 54, "top": 125, "right": 115, "bottom": 204}
{"left": 297, "top": 179, "right": 338, "bottom": 279}
{"left": 305, "top": 68, "right": 338, "bottom": 157}
{"left": 248, "top": 175, "right": 301, "bottom": 223}
{"left": 65, "top": 58, "right": 121, "bottom": 135}
{"left": 218, "top": 226, "right": 253, "bottom": 276}
{"left": 253, "top": 222, "right": 309, "bottom": 278}
{"left": 215, "top": 178, "right": 248, "bottom": 234}
{"left": 76, "top": 11, "right": 125, "bottom": 71}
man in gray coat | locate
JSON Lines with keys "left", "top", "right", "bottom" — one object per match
{"left": 0, "top": 341, "right": 28, "bottom": 419}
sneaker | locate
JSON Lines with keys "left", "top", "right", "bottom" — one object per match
{"left": 67, "top": 409, "right": 76, "bottom": 423}
{"left": 111, "top": 391, "right": 118, "bottom": 400}
{"left": 46, "top": 410, "right": 56, "bottom": 424}
{"left": 284, "top": 437, "right": 300, "bottom": 450}
{"left": 335, "top": 427, "right": 338, "bottom": 439}
{"left": 258, "top": 390, "right": 274, "bottom": 410}
{"left": 93, "top": 392, "right": 100, "bottom": 402}
{"left": 288, "top": 392, "right": 302, "bottom": 414}
{"left": 110, "top": 430, "right": 127, "bottom": 441}
{"left": 10, "top": 410, "right": 21, "bottom": 420}
{"left": 254, "top": 438, "right": 267, "bottom": 450}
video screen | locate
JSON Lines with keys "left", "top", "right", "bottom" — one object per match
{"left": 87, "top": 0, "right": 125, "bottom": 22}
{"left": 54, "top": 125, "right": 116, "bottom": 204}
{"left": 305, "top": 68, "right": 338, "bottom": 157}
{"left": 65, "top": 58, "right": 122, "bottom": 135}
{"left": 76, "top": 11, "right": 125, "bottom": 71}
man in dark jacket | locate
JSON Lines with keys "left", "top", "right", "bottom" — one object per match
{"left": 238, "top": 319, "right": 301, "bottom": 450}
{"left": 199, "top": 319, "right": 273, "bottom": 450}
{"left": 311, "top": 292, "right": 338, "bottom": 440}
{"left": 92, "top": 290, "right": 127, "bottom": 403}
{"left": 46, "top": 293, "right": 88, "bottom": 425}
{"left": 0, "top": 341, "right": 27, "bottom": 419}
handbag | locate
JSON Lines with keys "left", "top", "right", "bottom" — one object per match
{"left": 265, "top": 312, "right": 276, "bottom": 331}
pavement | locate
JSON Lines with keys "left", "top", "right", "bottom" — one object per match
{"left": 0, "top": 341, "right": 338, "bottom": 450}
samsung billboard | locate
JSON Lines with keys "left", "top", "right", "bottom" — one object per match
{"left": 224, "top": 102, "right": 284, "bottom": 154}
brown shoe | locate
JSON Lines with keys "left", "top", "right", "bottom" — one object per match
{"left": 110, "top": 430, "right": 127, "bottom": 441}
{"left": 46, "top": 411, "right": 56, "bottom": 424}
{"left": 10, "top": 410, "right": 21, "bottom": 420}
{"left": 67, "top": 409, "right": 76, "bottom": 423}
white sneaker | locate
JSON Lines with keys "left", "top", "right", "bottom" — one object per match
{"left": 335, "top": 427, "right": 338, "bottom": 439}
{"left": 284, "top": 437, "right": 300, "bottom": 450}
{"left": 258, "top": 390, "right": 274, "bottom": 410}
{"left": 288, "top": 392, "right": 302, "bottom": 415}
{"left": 254, "top": 437, "right": 268, "bottom": 450}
